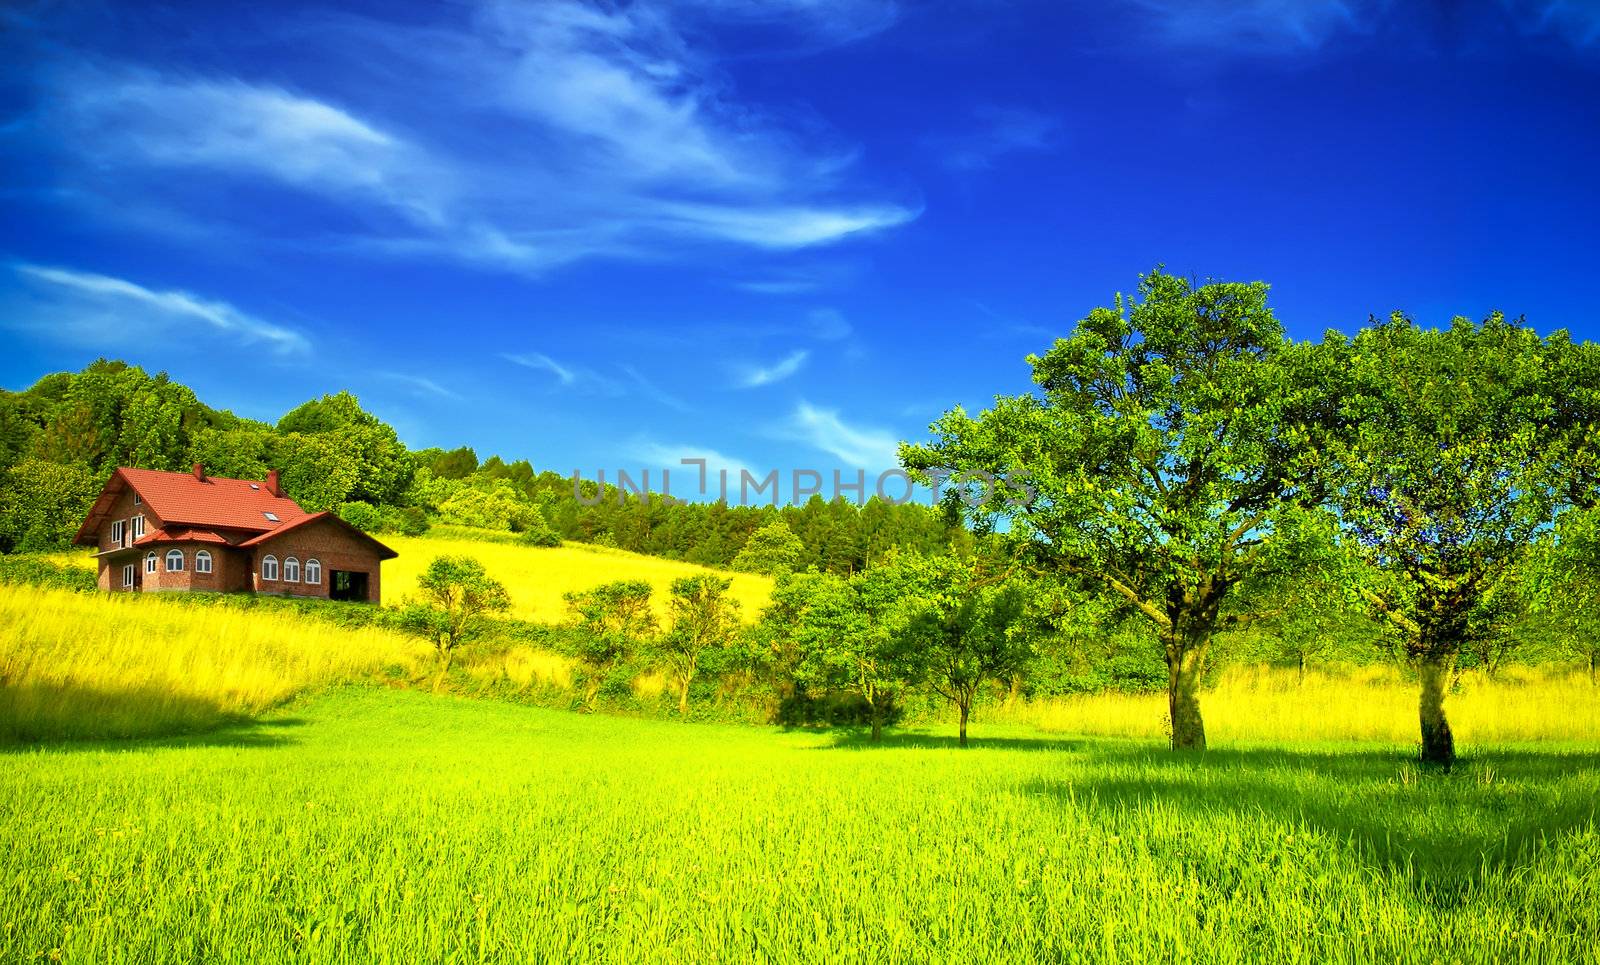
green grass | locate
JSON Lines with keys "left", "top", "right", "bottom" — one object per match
{"left": 4, "top": 687, "right": 1596, "bottom": 964}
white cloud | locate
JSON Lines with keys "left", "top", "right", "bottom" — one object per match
{"left": 32, "top": 1, "right": 917, "bottom": 275}
{"left": 736, "top": 349, "right": 810, "bottom": 388}
{"left": 621, "top": 365, "right": 694, "bottom": 412}
{"left": 786, "top": 401, "right": 900, "bottom": 468}
{"left": 8, "top": 263, "right": 308, "bottom": 353}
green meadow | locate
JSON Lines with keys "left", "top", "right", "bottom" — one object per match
{"left": 4, "top": 686, "right": 1597, "bottom": 965}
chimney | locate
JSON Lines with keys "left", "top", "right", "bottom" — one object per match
{"left": 192, "top": 463, "right": 205, "bottom": 481}
{"left": 266, "top": 469, "right": 281, "bottom": 497}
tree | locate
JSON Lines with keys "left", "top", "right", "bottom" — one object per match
{"left": 564, "top": 580, "right": 657, "bottom": 708}
{"left": 1522, "top": 510, "right": 1600, "bottom": 686}
{"left": 731, "top": 519, "right": 804, "bottom": 575}
{"left": 767, "top": 562, "right": 918, "bottom": 740}
{"left": 277, "top": 391, "right": 414, "bottom": 505}
{"left": 900, "top": 554, "right": 1032, "bottom": 746}
{"left": 0, "top": 458, "right": 101, "bottom": 552}
{"left": 658, "top": 575, "right": 741, "bottom": 714}
{"left": 1316, "top": 314, "right": 1595, "bottom": 767}
{"left": 403, "top": 556, "right": 511, "bottom": 686}
{"left": 903, "top": 270, "right": 1330, "bottom": 750}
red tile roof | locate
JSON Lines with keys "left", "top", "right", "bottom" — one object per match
{"left": 135, "top": 527, "right": 233, "bottom": 546}
{"left": 74, "top": 467, "right": 307, "bottom": 546}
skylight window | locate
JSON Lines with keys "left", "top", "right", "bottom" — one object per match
{"left": 249, "top": 484, "right": 260, "bottom": 490}
{"left": 263, "top": 511, "right": 280, "bottom": 523}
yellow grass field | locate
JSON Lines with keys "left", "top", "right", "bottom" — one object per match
{"left": 1003, "top": 663, "right": 1600, "bottom": 746}
{"left": 378, "top": 534, "right": 774, "bottom": 622}
{"left": 0, "top": 583, "right": 428, "bottom": 740}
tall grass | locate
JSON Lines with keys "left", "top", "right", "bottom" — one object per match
{"left": 0, "top": 584, "right": 428, "bottom": 740}
{"left": 380, "top": 534, "right": 773, "bottom": 621}
{"left": 1004, "top": 663, "right": 1600, "bottom": 746}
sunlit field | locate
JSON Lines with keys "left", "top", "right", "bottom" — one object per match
{"left": 3, "top": 688, "right": 1597, "bottom": 965}
{"left": 1006, "top": 664, "right": 1600, "bottom": 747}
{"left": 0, "top": 584, "right": 427, "bottom": 741}
{"left": 380, "top": 534, "right": 773, "bottom": 622}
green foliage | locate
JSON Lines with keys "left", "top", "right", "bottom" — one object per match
{"left": 336, "top": 500, "right": 386, "bottom": 533}
{"left": 656, "top": 574, "right": 741, "bottom": 712}
{"left": 277, "top": 391, "right": 414, "bottom": 505}
{"left": 564, "top": 580, "right": 657, "bottom": 707}
{"left": 404, "top": 556, "right": 512, "bottom": 673}
{"left": 0, "top": 459, "right": 100, "bottom": 552}
{"left": 904, "top": 269, "right": 1330, "bottom": 750}
{"left": 0, "top": 554, "right": 99, "bottom": 592}
{"left": 731, "top": 519, "right": 804, "bottom": 575}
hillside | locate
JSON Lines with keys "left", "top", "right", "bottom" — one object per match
{"left": 379, "top": 533, "right": 774, "bottom": 621}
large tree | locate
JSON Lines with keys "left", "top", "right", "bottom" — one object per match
{"left": 564, "top": 580, "right": 657, "bottom": 709}
{"left": 903, "top": 270, "right": 1330, "bottom": 750}
{"left": 658, "top": 574, "right": 742, "bottom": 714}
{"left": 1317, "top": 314, "right": 1598, "bottom": 767}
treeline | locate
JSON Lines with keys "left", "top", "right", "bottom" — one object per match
{"left": 0, "top": 360, "right": 969, "bottom": 571}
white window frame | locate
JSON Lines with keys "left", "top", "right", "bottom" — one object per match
{"left": 144, "top": 552, "right": 157, "bottom": 574}
{"left": 304, "top": 559, "right": 322, "bottom": 586}
{"left": 262, "top": 555, "right": 279, "bottom": 581}
{"left": 284, "top": 557, "right": 301, "bottom": 583}
{"left": 195, "top": 550, "right": 213, "bottom": 574}
{"left": 110, "top": 519, "right": 125, "bottom": 548}
{"left": 133, "top": 492, "right": 141, "bottom": 506}
{"left": 165, "top": 549, "right": 185, "bottom": 572}
{"left": 122, "top": 564, "right": 135, "bottom": 588}
{"left": 132, "top": 515, "right": 145, "bottom": 540}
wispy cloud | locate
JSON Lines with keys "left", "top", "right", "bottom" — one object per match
{"left": 1126, "top": 0, "right": 1378, "bottom": 52}
{"left": 736, "top": 349, "right": 811, "bottom": 388}
{"left": 503, "top": 351, "right": 624, "bottom": 395}
{"left": 938, "top": 105, "right": 1061, "bottom": 172}
{"left": 1503, "top": 1, "right": 1600, "bottom": 47}
{"left": 784, "top": 401, "right": 900, "bottom": 468}
{"left": 7, "top": 263, "right": 309, "bottom": 353}
{"left": 379, "top": 372, "right": 461, "bottom": 400}
{"left": 29, "top": 1, "right": 917, "bottom": 276}
{"left": 621, "top": 364, "right": 694, "bottom": 413}
{"left": 625, "top": 440, "right": 759, "bottom": 495}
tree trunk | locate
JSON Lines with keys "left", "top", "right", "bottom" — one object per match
{"left": 1167, "top": 645, "right": 1207, "bottom": 751}
{"left": 1590, "top": 651, "right": 1597, "bottom": 688}
{"left": 1418, "top": 654, "right": 1455, "bottom": 768}
{"left": 1296, "top": 652, "right": 1306, "bottom": 687}
{"left": 678, "top": 678, "right": 690, "bottom": 715}
{"left": 958, "top": 700, "right": 970, "bottom": 748}
{"left": 869, "top": 703, "right": 882, "bottom": 742}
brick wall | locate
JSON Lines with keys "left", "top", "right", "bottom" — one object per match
{"left": 249, "top": 518, "right": 386, "bottom": 603}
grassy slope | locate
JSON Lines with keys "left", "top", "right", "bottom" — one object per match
{"left": 4, "top": 686, "right": 1596, "bottom": 964}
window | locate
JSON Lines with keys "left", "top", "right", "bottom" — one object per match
{"left": 284, "top": 557, "right": 301, "bottom": 582}
{"left": 122, "top": 564, "right": 135, "bottom": 588}
{"left": 262, "top": 555, "right": 279, "bottom": 581}
{"left": 133, "top": 492, "right": 141, "bottom": 506}
{"left": 110, "top": 519, "right": 125, "bottom": 548}
{"left": 144, "top": 552, "right": 157, "bottom": 574}
{"left": 165, "top": 550, "right": 185, "bottom": 572}
{"left": 195, "top": 550, "right": 213, "bottom": 574}
{"left": 263, "top": 512, "right": 280, "bottom": 523}
{"left": 304, "top": 559, "right": 322, "bottom": 585}
{"left": 132, "top": 515, "right": 145, "bottom": 540}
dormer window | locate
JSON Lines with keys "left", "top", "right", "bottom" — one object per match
{"left": 264, "top": 511, "right": 280, "bottom": 523}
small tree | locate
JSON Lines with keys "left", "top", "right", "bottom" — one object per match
{"left": 403, "top": 555, "right": 511, "bottom": 686}
{"left": 732, "top": 519, "right": 804, "bottom": 575}
{"left": 659, "top": 574, "right": 741, "bottom": 714}
{"left": 901, "top": 554, "right": 1032, "bottom": 746}
{"left": 564, "top": 580, "right": 656, "bottom": 708}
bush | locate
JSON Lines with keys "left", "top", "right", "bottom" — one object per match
{"left": 337, "top": 501, "right": 386, "bottom": 533}
{"left": 0, "top": 555, "right": 98, "bottom": 593}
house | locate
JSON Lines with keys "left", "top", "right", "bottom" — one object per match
{"left": 74, "top": 464, "right": 397, "bottom": 602}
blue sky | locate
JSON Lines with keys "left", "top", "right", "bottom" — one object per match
{"left": 3, "top": 0, "right": 1599, "bottom": 491}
